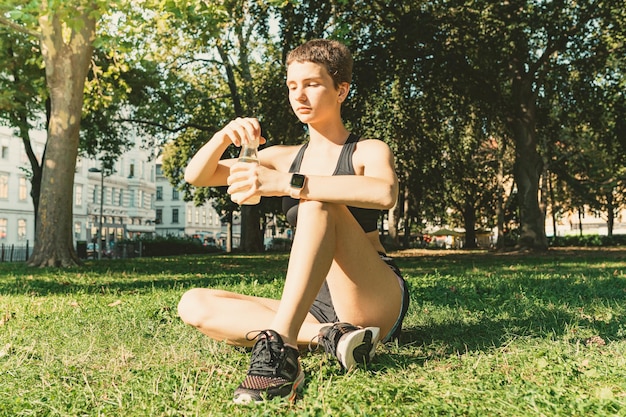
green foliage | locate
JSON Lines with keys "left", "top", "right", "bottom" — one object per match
{"left": 1, "top": 250, "right": 625, "bottom": 415}
{"left": 549, "top": 234, "right": 626, "bottom": 248}
{"left": 118, "top": 234, "right": 221, "bottom": 257}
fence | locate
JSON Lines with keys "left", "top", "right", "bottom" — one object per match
{"left": 0, "top": 242, "right": 31, "bottom": 262}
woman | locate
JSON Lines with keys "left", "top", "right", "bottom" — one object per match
{"left": 178, "top": 39, "right": 409, "bottom": 404}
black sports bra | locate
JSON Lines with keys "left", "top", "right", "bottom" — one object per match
{"left": 281, "top": 133, "right": 380, "bottom": 233}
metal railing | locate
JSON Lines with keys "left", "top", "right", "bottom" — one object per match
{"left": 0, "top": 242, "right": 31, "bottom": 262}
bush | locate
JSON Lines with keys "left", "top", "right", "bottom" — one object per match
{"left": 117, "top": 235, "right": 222, "bottom": 257}
{"left": 549, "top": 234, "right": 626, "bottom": 247}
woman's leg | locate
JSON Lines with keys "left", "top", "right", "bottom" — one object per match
{"left": 270, "top": 200, "right": 403, "bottom": 347}
{"left": 177, "top": 288, "right": 325, "bottom": 347}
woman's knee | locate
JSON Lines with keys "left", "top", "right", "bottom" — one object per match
{"left": 297, "top": 200, "right": 344, "bottom": 220}
{"left": 177, "top": 288, "right": 223, "bottom": 327}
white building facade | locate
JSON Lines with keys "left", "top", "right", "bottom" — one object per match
{"left": 0, "top": 125, "right": 158, "bottom": 251}
{"left": 154, "top": 157, "right": 227, "bottom": 247}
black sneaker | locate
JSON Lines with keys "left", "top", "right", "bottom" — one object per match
{"left": 316, "top": 323, "right": 380, "bottom": 370}
{"left": 233, "top": 330, "right": 304, "bottom": 405}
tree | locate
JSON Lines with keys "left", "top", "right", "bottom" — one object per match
{"left": 1, "top": 1, "right": 99, "bottom": 266}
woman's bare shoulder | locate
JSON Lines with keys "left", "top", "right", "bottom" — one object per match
{"left": 353, "top": 138, "right": 395, "bottom": 169}
{"left": 355, "top": 138, "right": 393, "bottom": 155}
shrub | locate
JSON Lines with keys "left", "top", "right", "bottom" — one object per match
{"left": 117, "top": 235, "right": 221, "bottom": 257}
{"left": 549, "top": 234, "right": 626, "bottom": 247}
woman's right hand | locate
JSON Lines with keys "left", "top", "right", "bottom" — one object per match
{"left": 219, "top": 117, "right": 266, "bottom": 148}
{"left": 184, "top": 117, "right": 266, "bottom": 187}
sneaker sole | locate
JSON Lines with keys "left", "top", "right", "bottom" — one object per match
{"left": 232, "top": 369, "right": 305, "bottom": 405}
{"left": 336, "top": 326, "right": 380, "bottom": 370}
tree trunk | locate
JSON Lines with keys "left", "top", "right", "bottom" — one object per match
{"left": 27, "top": 8, "right": 95, "bottom": 267}
{"left": 548, "top": 170, "right": 558, "bottom": 238}
{"left": 606, "top": 191, "right": 614, "bottom": 238}
{"left": 240, "top": 205, "right": 263, "bottom": 252}
{"left": 510, "top": 75, "right": 548, "bottom": 251}
{"left": 226, "top": 217, "right": 233, "bottom": 253}
{"left": 401, "top": 186, "right": 411, "bottom": 248}
{"left": 16, "top": 113, "right": 43, "bottom": 235}
{"left": 495, "top": 151, "right": 506, "bottom": 249}
{"left": 387, "top": 199, "right": 400, "bottom": 248}
{"left": 462, "top": 201, "right": 478, "bottom": 249}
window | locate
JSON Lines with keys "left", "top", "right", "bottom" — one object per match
{"left": 172, "top": 208, "right": 179, "bottom": 224}
{"left": 1, "top": 146, "right": 8, "bottom": 159}
{"left": 0, "top": 173, "right": 8, "bottom": 199}
{"left": 74, "top": 184, "right": 83, "bottom": 206}
{"left": 0, "top": 218, "right": 6, "bottom": 240}
{"left": 172, "top": 188, "right": 179, "bottom": 201}
{"left": 202, "top": 209, "right": 206, "bottom": 224}
{"left": 138, "top": 190, "right": 144, "bottom": 208}
{"left": 129, "top": 190, "right": 135, "bottom": 207}
{"left": 187, "top": 207, "right": 192, "bottom": 225}
{"left": 17, "top": 219, "right": 26, "bottom": 241}
{"left": 156, "top": 164, "right": 163, "bottom": 176}
{"left": 118, "top": 189, "right": 124, "bottom": 206}
{"left": 156, "top": 186, "right": 163, "bottom": 201}
{"left": 74, "top": 222, "right": 81, "bottom": 239}
{"left": 93, "top": 185, "right": 98, "bottom": 204}
{"left": 129, "top": 162, "right": 135, "bottom": 178}
{"left": 19, "top": 177, "right": 28, "bottom": 201}
{"left": 195, "top": 208, "right": 200, "bottom": 223}
{"left": 156, "top": 208, "right": 163, "bottom": 224}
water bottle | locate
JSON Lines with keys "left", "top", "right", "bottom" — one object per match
{"left": 231, "top": 138, "right": 261, "bottom": 205}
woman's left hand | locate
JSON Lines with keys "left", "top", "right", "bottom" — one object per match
{"left": 227, "top": 161, "right": 261, "bottom": 204}
{"left": 227, "top": 162, "right": 291, "bottom": 203}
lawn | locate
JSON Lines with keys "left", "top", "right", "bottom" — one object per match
{"left": 1, "top": 248, "right": 625, "bottom": 416}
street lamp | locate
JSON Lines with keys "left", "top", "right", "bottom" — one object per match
{"left": 88, "top": 166, "right": 104, "bottom": 259}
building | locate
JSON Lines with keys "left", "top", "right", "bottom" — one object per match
{"left": 0, "top": 126, "right": 45, "bottom": 246}
{"left": 154, "top": 156, "right": 227, "bottom": 247}
{"left": 0, "top": 125, "right": 158, "bottom": 251}
{"left": 547, "top": 207, "right": 626, "bottom": 237}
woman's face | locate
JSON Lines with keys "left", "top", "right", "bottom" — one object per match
{"left": 286, "top": 61, "right": 347, "bottom": 125}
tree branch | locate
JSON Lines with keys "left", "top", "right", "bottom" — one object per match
{"left": 114, "top": 117, "right": 215, "bottom": 133}
{"left": 0, "top": 16, "right": 40, "bottom": 38}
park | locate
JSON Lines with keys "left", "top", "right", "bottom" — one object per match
{"left": 1, "top": 1, "right": 626, "bottom": 415}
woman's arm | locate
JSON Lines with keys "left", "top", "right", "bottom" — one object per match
{"left": 184, "top": 118, "right": 265, "bottom": 187}
{"left": 242, "top": 139, "right": 398, "bottom": 210}
{"left": 301, "top": 140, "right": 398, "bottom": 209}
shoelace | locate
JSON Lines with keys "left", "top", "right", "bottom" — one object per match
{"left": 245, "top": 330, "right": 284, "bottom": 376}
{"left": 308, "top": 328, "right": 339, "bottom": 356}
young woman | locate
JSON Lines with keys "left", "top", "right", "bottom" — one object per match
{"left": 178, "top": 39, "right": 410, "bottom": 404}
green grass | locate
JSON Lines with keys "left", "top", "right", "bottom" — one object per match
{"left": 1, "top": 249, "right": 625, "bottom": 416}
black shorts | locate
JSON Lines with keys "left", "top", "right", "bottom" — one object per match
{"left": 309, "top": 252, "right": 409, "bottom": 342}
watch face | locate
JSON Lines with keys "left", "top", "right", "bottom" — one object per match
{"left": 291, "top": 174, "right": 305, "bottom": 188}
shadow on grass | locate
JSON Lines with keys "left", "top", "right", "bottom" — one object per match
{"left": 0, "top": 253, "right": 290, "bottom": 296}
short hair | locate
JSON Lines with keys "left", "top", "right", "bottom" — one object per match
{"left": 286, "top": 39, "right": 353, "bottom": 88}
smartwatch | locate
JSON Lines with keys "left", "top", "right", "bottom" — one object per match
{"left": 289, "top": 173, "right": 306, "bottom": 199}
